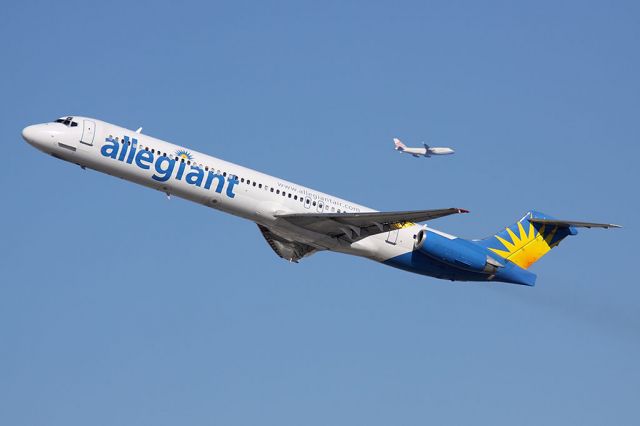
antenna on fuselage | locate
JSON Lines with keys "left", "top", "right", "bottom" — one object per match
{"left": 136, "top": 127, "right": 143, "bottom": 133}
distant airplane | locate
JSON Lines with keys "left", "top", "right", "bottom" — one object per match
{"left": 394, "top": 138, "right": 455, "bottom": 157}
{"left": 22, "top": 116, "right": 620, "bottom": 286}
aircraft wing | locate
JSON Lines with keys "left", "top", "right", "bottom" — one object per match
{"left": 257, "top": 224, "right": 319, "bottom": 262}
{"left": 528, "top": 218, "right": 621, "bottom": 229}
{"left": 275, "top": 208, "right": 468, "bottom": 241}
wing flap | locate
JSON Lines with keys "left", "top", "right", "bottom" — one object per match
{"left": 257, "top": 224, "right": 318, "bottom": 262}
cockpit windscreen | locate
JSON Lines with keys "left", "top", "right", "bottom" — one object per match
{"left": 54, "top": 116, "right": 78, "bottom": 127}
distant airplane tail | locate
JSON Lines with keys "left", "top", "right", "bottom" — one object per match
{"left": 393, "top": 138, "right": 407, "bottom": 151}
{"left": 474, "top": 210, "right": 578, "bottom": 270}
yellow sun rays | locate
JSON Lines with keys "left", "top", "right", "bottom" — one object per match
{"left": 489, "top": 221, "right": 559, "bottom": 269}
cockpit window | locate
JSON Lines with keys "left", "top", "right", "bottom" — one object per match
{"left": 54, "top": 116, "right": 79, "bottom": 127}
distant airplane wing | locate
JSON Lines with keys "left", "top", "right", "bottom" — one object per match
{"left": 257, "top": 224, "right": 319, "bottom": 262}
{"left": 275, "top": 208, "right": 468, "bottom": 241}
{"left": 528, "top": 218, "right": 621, "bottom": 229}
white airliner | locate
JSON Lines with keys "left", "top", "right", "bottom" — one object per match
{"left": 22, "top": 116, "right": 618, "bottom": 286}
{"left": 394, "top": 138, "right": 455, "bottom": 157}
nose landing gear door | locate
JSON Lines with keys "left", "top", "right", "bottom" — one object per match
{"left": 80, "top": 120, "right": 96, "bottom": 146}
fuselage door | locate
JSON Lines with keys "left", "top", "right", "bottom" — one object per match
{"left": 316, "top": 200, "right": 324, "bottom": 212}
{"left": 386, "top": 229, "right": 399, "bottom": 245}
{"left": 80, "top": 120, "right": 96, "bottom": 146}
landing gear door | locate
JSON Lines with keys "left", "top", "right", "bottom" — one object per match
{"left": 80, "top": 120, "right": 96, "bottom": 146}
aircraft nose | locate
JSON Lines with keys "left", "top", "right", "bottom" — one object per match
{"left": 22, "top": 124, "right": 50, "bottom": 148}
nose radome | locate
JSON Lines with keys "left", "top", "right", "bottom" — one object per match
{"left": 22, "top": 124, "right": 50, "bottom": 148}
{"left": 22, "top": 125, "right": 37, "bottom": 144}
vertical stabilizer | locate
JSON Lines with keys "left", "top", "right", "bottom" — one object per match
{"left": 475, "top": 211, "right": 577, "bottom": 269}
{"left": 393, "top": 138, "right": 407, "bottom": 151}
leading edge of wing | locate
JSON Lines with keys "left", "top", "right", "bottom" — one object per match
{"left": 275, "top": 208, "right": 469, "bottom": 228}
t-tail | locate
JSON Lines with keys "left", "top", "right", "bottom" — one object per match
{"left": 474, "top": 210, "right": 620, "bottom": 278}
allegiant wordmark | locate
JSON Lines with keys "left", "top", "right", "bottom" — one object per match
{"left": 100, "top": 136, "right": 237, "bottom": 198}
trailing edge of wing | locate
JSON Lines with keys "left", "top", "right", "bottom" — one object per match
{"left": 529, "top": 218, "right": 622, "bottom": 229}
{"left": 275, "top": 208, "right": 468, "bottom": 240}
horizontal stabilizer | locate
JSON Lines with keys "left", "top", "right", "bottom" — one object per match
{"left": 528, "top": 218, "right": 621, "bottom": 229}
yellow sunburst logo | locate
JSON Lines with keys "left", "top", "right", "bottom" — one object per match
{"left": 391, "top": 221, "right": 416, "bottom": 230}
{"left": 488, "top": 220, "right": 559, "bottom": 269}
{"left": 175, "top": 149, "right": 193, "bottom": 160}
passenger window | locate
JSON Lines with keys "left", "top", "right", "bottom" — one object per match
{"left": 312, "top": 201, "right": 316, "bottom": 206}
{"left": 288, "top": 193, "right": 292, "bottom": 198}
{"left": 241, "top": 178, "right": 244, "bottom": 183}
{"left": 294, "top": 195, "right": 298, "bottom": 200}
{"left": 271, "top": 188, "right": 274, "bottom": 193}
{"left": 259, "top": 184, "right": 262, "bottom": 189}
{"left": 276, "top": 190, "right": 280, "bottom": 194}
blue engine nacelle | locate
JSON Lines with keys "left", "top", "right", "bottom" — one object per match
{"left": 414, "top": 228, "right": 503, "bottom": 275}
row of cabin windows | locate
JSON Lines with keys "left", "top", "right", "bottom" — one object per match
{"left": 114, "top": 136, "right": 343, "bottom": 213}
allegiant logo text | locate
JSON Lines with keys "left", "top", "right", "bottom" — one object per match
{"left": 100, "top": 136, "right": 237, "bottom": 198}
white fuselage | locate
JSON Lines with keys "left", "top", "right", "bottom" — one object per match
{"left": 22, "top": 117, "right": 423, "bottom": 264}
{"left": 398, "top": 147, "right": 455, "bottom": 157}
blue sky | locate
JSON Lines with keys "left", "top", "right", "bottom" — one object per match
{"left": 1, "top": 1, "right": 639, "bottom": 424}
